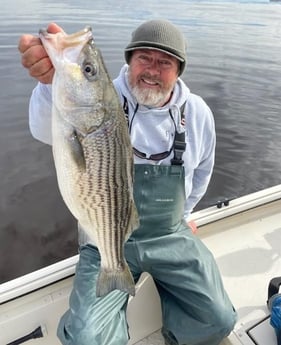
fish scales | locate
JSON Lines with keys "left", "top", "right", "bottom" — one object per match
{"left": 39, "top": 26, "right": 139, "bottom": 297}
{"left": 82, "top": 123, "right": 131, "bottom": 269}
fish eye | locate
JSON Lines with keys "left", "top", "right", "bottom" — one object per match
{"left": 83, "top": 62, "right": 98, "bottom": 80}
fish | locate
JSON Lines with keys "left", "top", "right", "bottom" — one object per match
{"left": 39, "top": 26, "right": 139, "bottom": 297}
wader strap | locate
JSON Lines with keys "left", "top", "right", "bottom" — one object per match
{"left": 122, "top": 96, "right": 186, "bottom": 165}
{"left": 170, "top": 101, "right": 186, "bottom": 166}
{"left": 123, "top": 96, "right": 129, "bottom": 124}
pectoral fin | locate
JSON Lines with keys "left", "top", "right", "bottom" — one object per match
{"left": 68, "top": 131, "right": 86, "bottom": 170}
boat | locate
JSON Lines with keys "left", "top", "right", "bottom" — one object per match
{"left": 1, "top": 184, "right": 281, "bottom": 345}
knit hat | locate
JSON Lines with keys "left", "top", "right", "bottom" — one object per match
{"left": 124, "top": 19, "right": 187, "bottom": 75}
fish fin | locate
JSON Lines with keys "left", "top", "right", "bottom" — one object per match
{"left": 131, "top": 203, "right": 140, "bottom": 231}
{"left": 68, "top": 131, "right": 86, "bottom": 170}
{"left": 125, "top": 202, "right": 140, "bottom": 241}
{"left": 96, "top": 264, "right": 135, "bottom": 298}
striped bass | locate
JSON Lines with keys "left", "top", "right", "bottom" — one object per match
{"left": 39, "top": 26, "right": 139, "bottom": 297}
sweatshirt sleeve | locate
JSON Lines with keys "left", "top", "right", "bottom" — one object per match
{"left": 29, "top": 82, "right": 53, "bottom": 145}
{"left": 183, "top": 97, "right": 216, "bottom": 219}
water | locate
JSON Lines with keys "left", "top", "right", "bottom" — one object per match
{"left": 1, "top": 0, "right": 281, "bottom": 282}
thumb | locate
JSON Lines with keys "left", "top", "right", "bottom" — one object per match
{"left": 47, "top": 22, "right": 64, "bottom": 34}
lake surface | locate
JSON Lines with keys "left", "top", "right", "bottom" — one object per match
{"left": 1, "top": 0, "right": 281, "bottom": 282}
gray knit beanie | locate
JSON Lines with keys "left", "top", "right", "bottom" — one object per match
{"left": 124, "top": 19, "right": 187, "bottom": 75}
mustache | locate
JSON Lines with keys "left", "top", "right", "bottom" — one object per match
{"left": 138, "top": 73, "right": 163, "bottom": 86}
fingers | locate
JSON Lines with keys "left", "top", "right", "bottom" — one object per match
{"left": 19, "top": 36, "right": 47, "bottom": 68}
{"left": 28, "top": 57, "right": 55, "bottom": 84}
{"left": 18, "top": 23, "right": 63, "bottom": 84}
{"left": 18, "top": 34, "right": 39, "bottom": 56}
{"left": 18, "top": 35, "right": 54, "bottom": 84}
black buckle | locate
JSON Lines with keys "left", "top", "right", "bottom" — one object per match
{"left": 171, "top": 139, "right": 186, "bottom": 165}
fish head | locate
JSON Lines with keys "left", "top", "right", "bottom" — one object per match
{"left": 39, "top": 26, "right": 115, "bottom": 134}
{"left": 39, "top": 26, "right": 95, "bottom": 86}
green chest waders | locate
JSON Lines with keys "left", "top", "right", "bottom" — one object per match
{"left": 124, "top": 164, "right": 237, "bottom": 345}
{"left": 57, "top": 162, "right": 236, "bottom": 345}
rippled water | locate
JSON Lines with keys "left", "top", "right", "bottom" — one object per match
{"left": 1, "top": 0, "right": 281, "bottom": 282}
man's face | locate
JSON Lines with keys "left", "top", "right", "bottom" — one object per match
{"left": 127, "top": 49, "right": 180, "bottom": 107}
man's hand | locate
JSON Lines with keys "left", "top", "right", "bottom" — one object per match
{"left": 18, "top": 23, "right": 63, "bottom": 84}
{"left": 188, "top": 220, "right": 198, "bottom": 234}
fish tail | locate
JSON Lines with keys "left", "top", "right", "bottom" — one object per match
{"left": 96, "top": 264, "right": 135, "bottom": 298}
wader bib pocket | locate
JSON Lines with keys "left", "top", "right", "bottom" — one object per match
{"left": 131, "top": 164, "right": 186, "bottom": 239}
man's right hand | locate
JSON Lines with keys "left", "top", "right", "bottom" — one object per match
{"left": 18, "top": 23, "right": 63, "bottom": 84}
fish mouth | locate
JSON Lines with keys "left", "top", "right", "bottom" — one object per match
{"left": 39, "top": 26, "right": 93, "bottom": 48}
{"left": 39, "top": 26, "right": 94, "bottom": 66}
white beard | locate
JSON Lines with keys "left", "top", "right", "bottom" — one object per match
{"left": 130, "top": 84, "right": 169, "bottom": 107}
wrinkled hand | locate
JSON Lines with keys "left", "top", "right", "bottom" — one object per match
{"left": 18, "top": 23, "right": 62, "bottom": 84}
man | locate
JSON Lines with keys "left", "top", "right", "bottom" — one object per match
{"left": 18, "top": 19, "right": 237, "bottom": 345}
